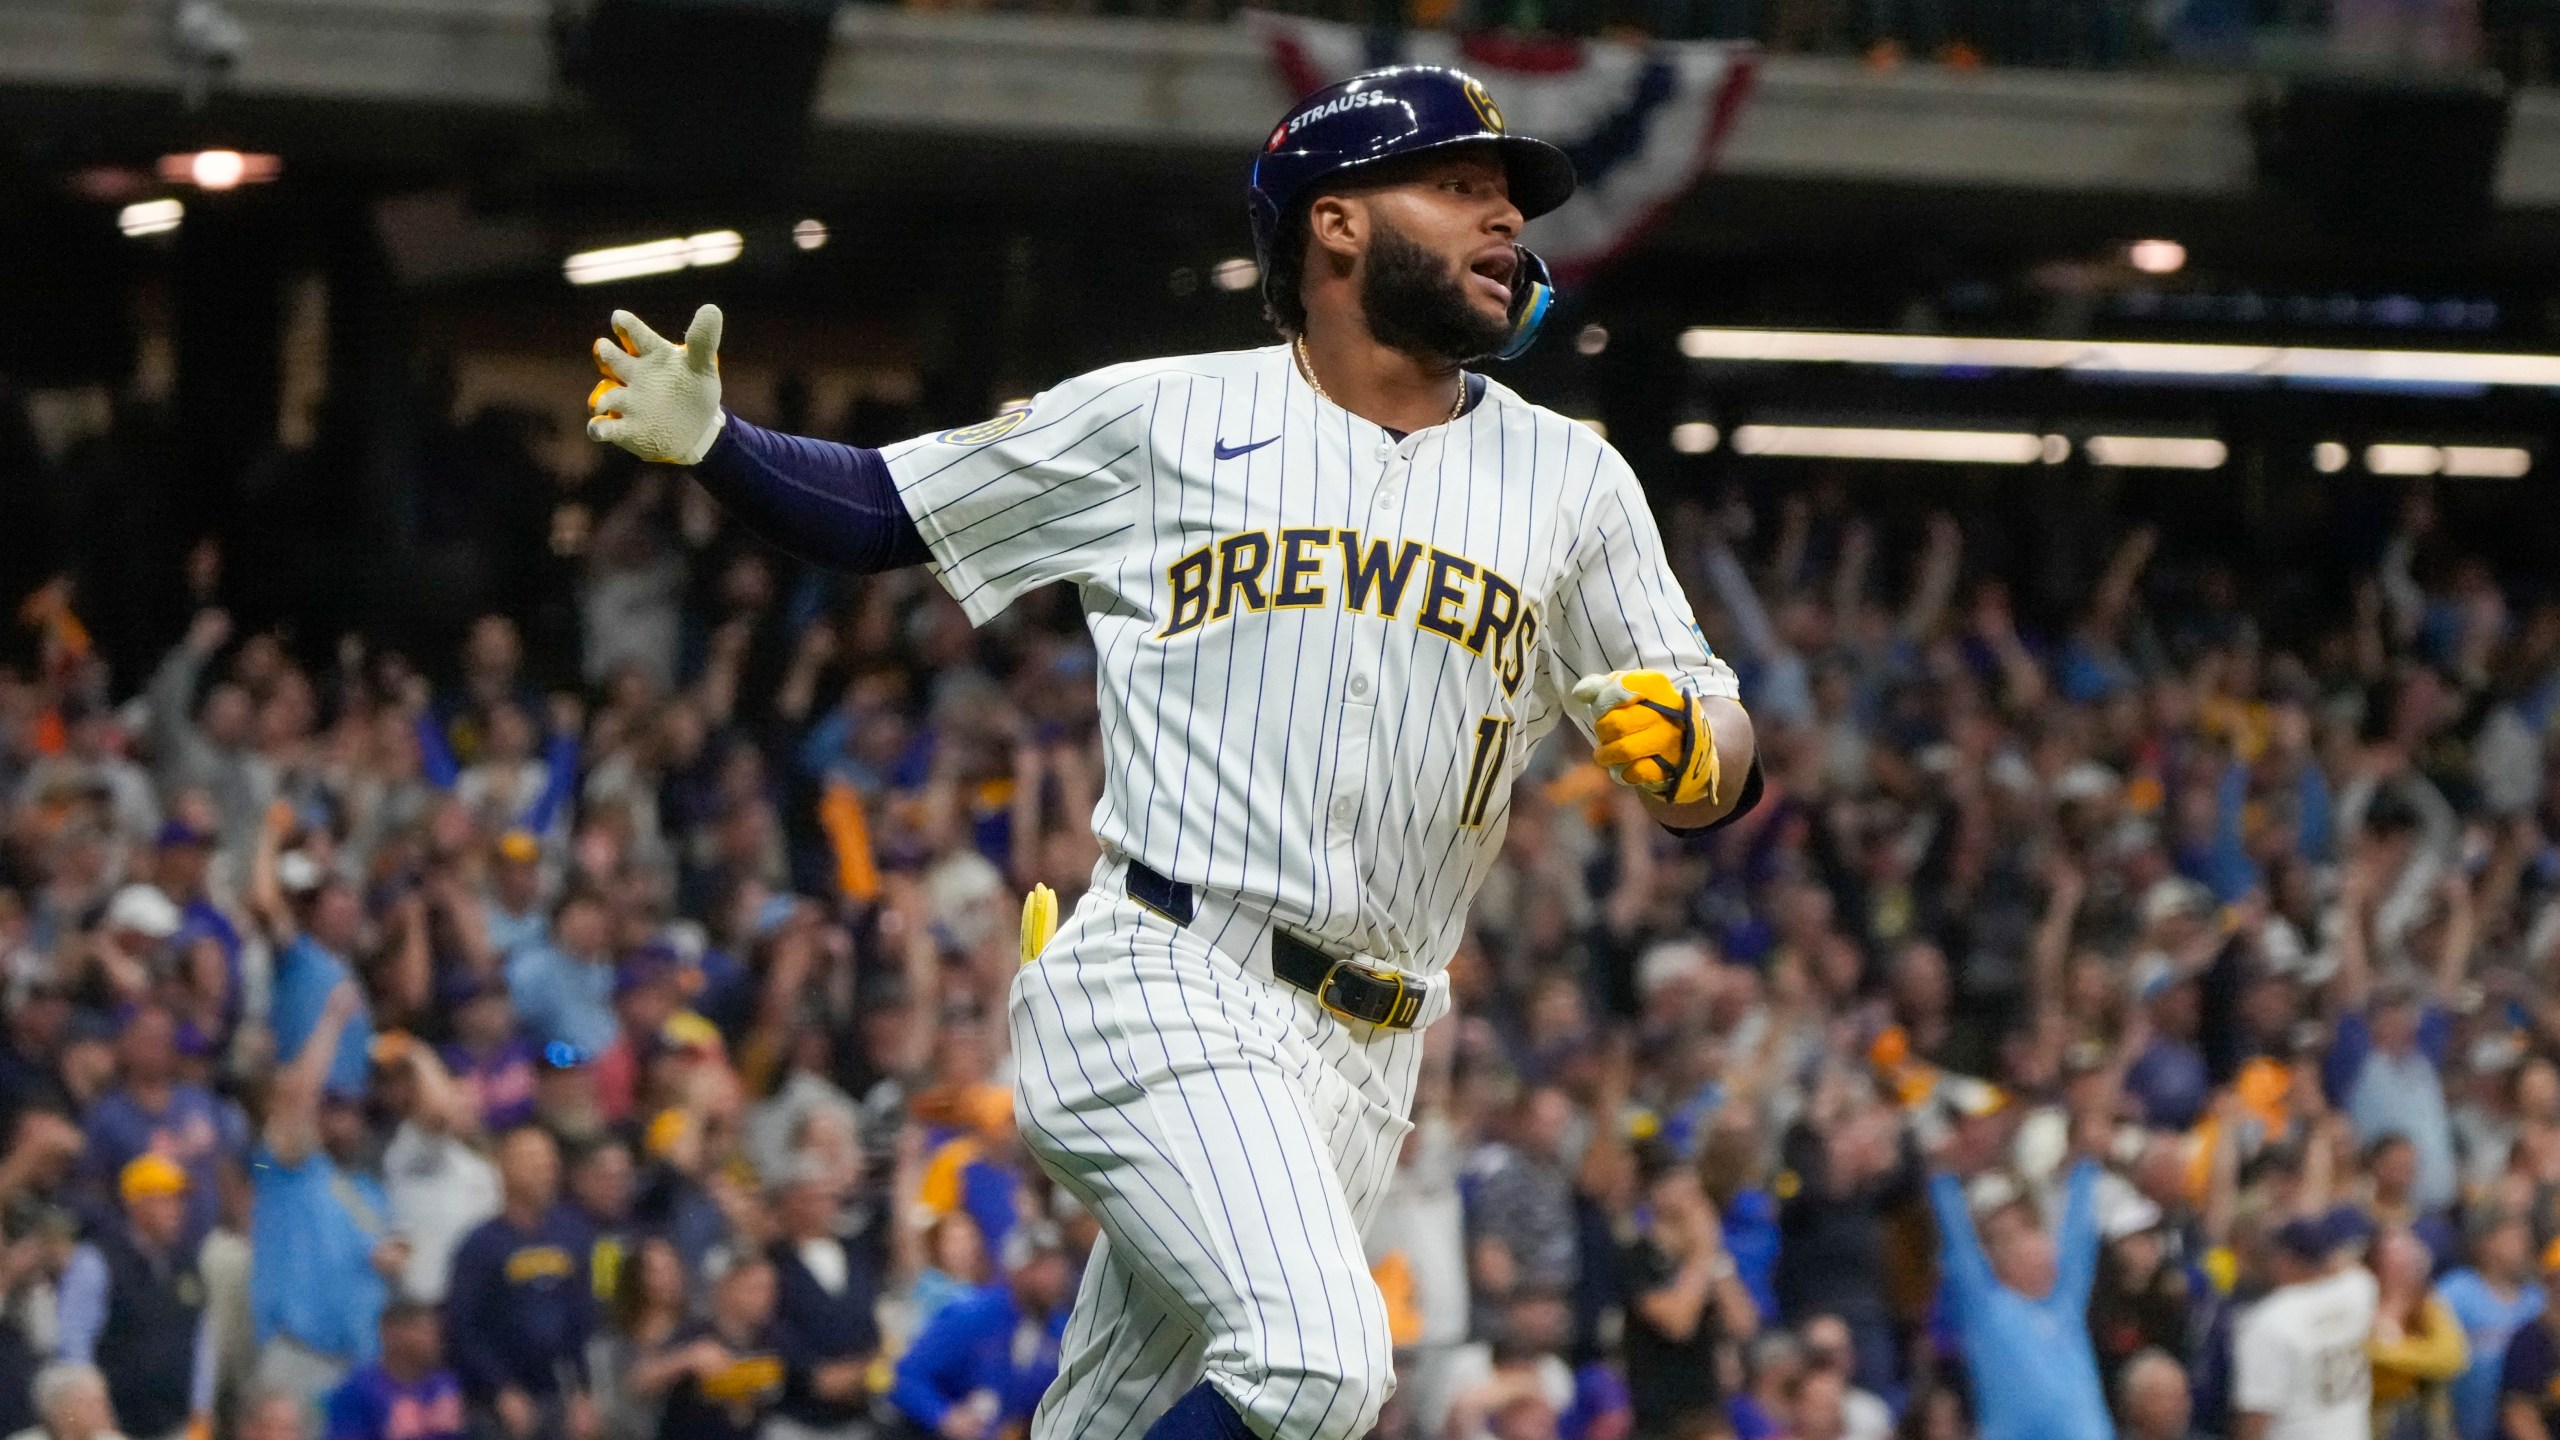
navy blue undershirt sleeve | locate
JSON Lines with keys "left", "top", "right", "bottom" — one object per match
{"left": 688, "top": 413, "right": 930, "bottom": 574}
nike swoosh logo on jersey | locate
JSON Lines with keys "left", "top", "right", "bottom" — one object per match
{"left": 1213, "top": 436, "right": 1278, "bottom": 460}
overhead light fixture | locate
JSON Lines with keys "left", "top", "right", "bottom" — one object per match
{"left": 1730, "top": 425, "right": 2061, "bottom": 465}
{"left": 563, "top": 230, "right": 743, "bottom": 286}
{"left": 2442, "top": 445, "right": 2531, "bottom": 477}
{"left": 2313, "top": 441, "right": 2349, "bottom": 474}
{"left": 1677, "top": 327, "right": 2560, "bottom": 389}
{"left": 117, "top": 198, "right": 184, "bottom": 237}
{"left": 2363, "top": 443, "right": 2531, "bottom": 478}
{"left": 2127, "top": 239, "right": 2187, "bottom": 275}
{"left": 2083, "top": 435, "right": 2225, "bottom": 469}
{"left": 1576, "top": 325, "right": 1609, "bottom": 356}
{"left": 1210, "top": 258, "right": 1259, "bottom": 293}
{"left": 792, "top": 219, "right": 828, "bottom": 251}
{"left": 155, "top": 150, "right": 279, "bottom": 189}
{"left": 1670, "top": 421, "right": 1719, "bottom": 454}
{"left": 2365, "top": 444, "right": 2442, "bottom": 476}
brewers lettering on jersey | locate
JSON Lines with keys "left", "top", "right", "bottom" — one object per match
{"left": 584, "top": 63, "right": 1761, "bottom": 1440}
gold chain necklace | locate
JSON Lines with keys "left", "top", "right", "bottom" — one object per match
{"left": 1296, "top": 335, "right": 1465, "bottom": 429}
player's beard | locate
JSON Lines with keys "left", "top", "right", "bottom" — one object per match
{"left": 1361, "top": 218, "right": 1513, "bottom": 365}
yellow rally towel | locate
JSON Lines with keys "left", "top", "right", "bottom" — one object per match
{"left": 818, "top": 777, "right": 881, "bottom": 904}
{"left": 916, "top": 1136, "right": 983, "bottom": 1216}
{"left": 1372, "top": 1251, "right": 1423, "bottom": 1347}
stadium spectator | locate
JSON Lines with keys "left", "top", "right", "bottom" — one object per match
{"left": 2496, "top": 1257, "right": 2560, "bottom": 1440}
{"left": 376, "top": 1036, "right": 498, "bottom": 1305}
{"left": 443, "top": 1128, "right": 595, "bottom": 1440}
{"left": 1724, "top": 1333, "right": 1799, "bottom": 1440}
{"left": 1467, "top": 1088, "right": 1584, "bottom": 1337}
{"left": 2369, "top": 1223, "right": 2469, "bottom": 1436}
{"left": 442, "top": 973, "right": 540, "bottom": 1138}
{"left": 11, "top": 1365, "right": 120, "bottom": 1440}
{"left": 885, "top": 1231, "right": 1072, "bottom": 1440}
{"left": 1925, "top": 1136, "right": 2109, "bottom": 1440}
{"left": 2116, "top": 1349, "right": 2201, "bottom": 1440}
{"left": 1780, "top": 1367, "right": 1847, "bottom": 1440}
{"left": 1790, "top": 1318, "right": 1887, "bottom": 1440}
{"left": 505, "top": 896, "right": 618, "bottom": 1059}
{"left": 2326, "top": 852, "right": 2467, "bottom": 1216}
{"left": 763, "top": 1156, "right": 880, "bottom": 1440}
{"left": 249, "top": 983, "right": 395, "bottom": 1406}
{"left": 643, "top": 1254, "right": 791, "bottom": 1440}
{"left": 77, "top": 1002, "right": 242, "bottom": 1249}
{"left": 1443, "top": 1290, "right": 1583, "bottom": 1440}
{"left": 2087, "top": 1195, "right": 2194, "bottom": 1383}
{"left": 1616, "top": 1155, "right": 1756, "bottom": 1438}
{"left": 2437, "top": 1211, "right": 2544, "bottom": 1440}
{"left": 53, "top": 1156, "right": 210, "bottom": 1440}
{"left": 1772, "top": 1076, "right": 1919, "bottom": 1394}
{"left": 562, "top": 1139, "right": 637, "bottom": 1309}
{"left": 588, "top": 1237, "right": 689, "bottom": 1440}
{"left": 251, "top": 806, "right": 377, "bottom": 1105}
{"left": 322, "top": 1302, "right": 466, "bottom": 1440}
{"left": 235, "top": 1391, "right": 309, "bottom": 1440}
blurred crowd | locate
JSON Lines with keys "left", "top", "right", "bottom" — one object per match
{"left": 6, "top": 437, "right": 2560, "bottom": 1440}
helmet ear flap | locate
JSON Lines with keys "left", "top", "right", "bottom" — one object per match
{"left": 1495, "top": 246, "right": 1555, "bottom": 361}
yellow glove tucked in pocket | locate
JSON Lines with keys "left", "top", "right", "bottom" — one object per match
{"left": 1020, "top": 883, "right": 1059, "bottom": 966}
{"left": 1571, "top": 669, "right": 1722, "bottom": 807}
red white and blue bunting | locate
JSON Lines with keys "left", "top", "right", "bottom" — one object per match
{"left": 1246, "top": 13, "right": 1758, "bottom": 275}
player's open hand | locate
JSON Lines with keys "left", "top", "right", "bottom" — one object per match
{"left": 586, "top": 304, "right": 726, "bottom": 465}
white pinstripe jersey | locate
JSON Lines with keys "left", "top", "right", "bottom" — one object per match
{"left": 884, "top": 343, "right": 1730, "bottom": 976}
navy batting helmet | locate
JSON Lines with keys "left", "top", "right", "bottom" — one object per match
{"left": 1249, "top": 65, "right": 1575, "bottom": 360}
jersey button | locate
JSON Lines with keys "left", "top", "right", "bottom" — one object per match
{"left": 1348, "top": 674, "right": 1371, "bottom": 698}
{"left": 1330, "top": 795, "right": 1356, "bottom": 823}
{"left": 1374, "top": 489, "right": 1398, "bottom": 509}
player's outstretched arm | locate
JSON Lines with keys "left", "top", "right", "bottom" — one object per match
{"left": 584, "top": 305, "right": 930, "bottom": 577}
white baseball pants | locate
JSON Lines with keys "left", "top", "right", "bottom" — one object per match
{"left": 1009, "top": 870, "right": 1426, "bottom": 1440}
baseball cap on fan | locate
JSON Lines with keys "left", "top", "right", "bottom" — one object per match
{"left": 2140, "top": 877, "right": 2213, "bottom": 929}
{"left": 2272, "top": 1215, "right": 2334, "bottom": 1263}
{"left": 104, "top": 884, "right": 182, "bottom": 940}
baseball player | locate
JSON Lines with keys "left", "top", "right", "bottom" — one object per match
{"left": 2232, "top": 1213, "right": 2378, "bottom": 1440}
{"left": 584, "top": 65, "right": 1762, "bottom": 1440}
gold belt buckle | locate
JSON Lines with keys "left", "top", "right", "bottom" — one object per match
{"left": 1317, "top": 957, "right": 1407, "bottom": 1028}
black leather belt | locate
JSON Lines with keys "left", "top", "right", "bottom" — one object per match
{"left": 1124, "top": 860, "right": 1424, "bottom": 1030}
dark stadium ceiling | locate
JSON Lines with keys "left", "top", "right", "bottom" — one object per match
{"left": 13, "top": 76, "right": 2560, "bottom": 315}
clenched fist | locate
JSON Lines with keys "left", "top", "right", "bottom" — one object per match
{"left": 1571, "top": 668, "right": 1725, "bottom": 807}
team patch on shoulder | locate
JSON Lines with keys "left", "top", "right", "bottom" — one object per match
{"left": 938, "top": 410, "right": 1028, "bottom": 446}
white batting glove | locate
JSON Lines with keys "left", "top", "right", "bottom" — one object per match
{"left": 586, "top": 304, "right": 725, "bottom": 465}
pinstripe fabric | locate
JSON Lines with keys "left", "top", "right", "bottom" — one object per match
{"left": 1013, "top": 878, "right": 1416, "bottom": 1440}
{"left": 885, "top": 343, "right": 1724, "bottom": 1440}
{"left": 885, "top": 344, "right": 1721, "bottom": 984}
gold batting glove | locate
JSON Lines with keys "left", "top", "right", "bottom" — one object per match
{"left": 586, "top": 304, "right": 726, "bottom": 465}
{"left": 1019, "top": 883, "right": 1059, "bottom": 966}
{"left": 1572, "top": 669, "right": 1722, "bottom": 807}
